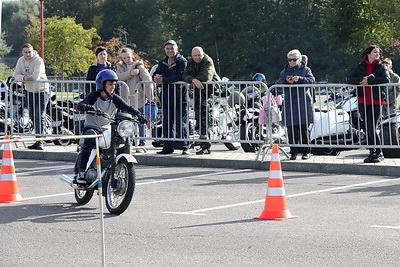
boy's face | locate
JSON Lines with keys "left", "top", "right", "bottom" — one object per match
{"left": 104, "top": 80, "right": 117, "bottom": 95}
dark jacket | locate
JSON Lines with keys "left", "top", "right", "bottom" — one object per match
{"left": 277, "top": 63, "right": 315, "bottom": 126}
{"left": 346, "top": 60, "right": 389, "bottom": 101}
{"left": 85, "top": 62, "right": 117, "bottom": 96}
{"left": 153, "top": 53, "right": 188, "bottom": 102}
{"left": 182, "top": 53, "right": 221, "bottom": 98}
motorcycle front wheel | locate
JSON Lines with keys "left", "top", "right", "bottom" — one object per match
{"left": 105, "top": 158, "right": 135, "bottom": 215}
{"left": 240, "top": 122, "right": 260, "bottom": 152}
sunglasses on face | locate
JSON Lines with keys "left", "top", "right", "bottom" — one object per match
{"left": 288, "top": 58, "right": 298, "bottom": 62}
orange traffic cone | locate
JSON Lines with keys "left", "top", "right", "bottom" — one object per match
{"left": 0, "top": 135, "right": 27, "bottom": 203}
{"left": 255, "top": 144, "right": 297, "bottom": 221}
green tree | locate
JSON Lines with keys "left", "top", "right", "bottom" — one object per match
{"left": 319, "top": 0, "right": 400, "bottom": 54}
{"left": 45, "top": 0, "right": 105, "bottom": 30}
{"left": 0, "top": 34, "right": 14, "bottom": 80}
{"left": 25, "top": 16, "right": 99, "bottom": 76}
{"left": 2, "top": 0, "right": 39, "bottom": 57}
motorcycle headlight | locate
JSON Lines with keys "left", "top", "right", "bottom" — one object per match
{"left": 117, "top": 120, "right": 135, "bottom": 137}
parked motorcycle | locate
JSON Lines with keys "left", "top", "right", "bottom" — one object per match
{"left": 151, "top": 82, "right": 241, "bottom": 150}
{"left": 381, "top": 111, "right": 400, "bottom": 158}
{"left": 0, "top": 77, "right": 52, "bottom": 135}
{"left": 234, "top": 85, "right": 267, "bottom": 152}
{"left": 60, "top": 111, "right": 139, "bottom": 215}
{"left": 47, "top": 92, "right": 85, "bottom": 146}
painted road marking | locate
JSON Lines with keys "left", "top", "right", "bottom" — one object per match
{"left": 22, "top": 169, "right": 253, "bottom": 200}
{"left": 163, "top": 178, "right": 398, "bottom": 215}
{"left": 371, "top": 225, "right": 400, "bottom": 229}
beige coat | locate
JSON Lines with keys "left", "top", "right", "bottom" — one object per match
{"left": 13, "top": 50, "right": 49, "bottom": 93}
{"left": 116, "top": 60, "right": 153, "bottom": 109}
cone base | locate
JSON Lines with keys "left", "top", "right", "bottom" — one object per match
{"left": 254, "top": 209, "right": 298, "bottom": 221}
{"left": 0, "top": 193, "right": 28, "bottom": 203}
{"left": 254, "top": 215, "right": 298, "bottom": 221}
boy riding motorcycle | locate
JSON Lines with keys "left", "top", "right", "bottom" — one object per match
{"left": 75, "top": 69, "right": 147, "bottom": 185}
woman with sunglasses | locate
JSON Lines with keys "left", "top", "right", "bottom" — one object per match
{"left": 277, "top": 49, "right": 315, "bottom": 160}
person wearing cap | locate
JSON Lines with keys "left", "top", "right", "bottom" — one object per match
{"left": 183, "top": 46, "right": 220, "bottom": 155}
{"left": 381, "top": 58, "right": 400, "bottom": 116}
{"left": 153, "top": 40, "right": 190, "bottom": 155}
{"left": 85, "top": 46, "right": 117, "bottom": 97}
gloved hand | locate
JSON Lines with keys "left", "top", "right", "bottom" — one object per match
{"left": 137, "top": 112, "right": 148, "bottom": 124}
{"left": 84, "top": 105, "right": 96, "bottom": 112}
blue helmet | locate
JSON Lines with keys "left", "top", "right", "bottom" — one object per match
{"left": 252, "top": 73, "right": 266, "bottom": 82}
{"left": 96, "top": 69, "right": 118, "bottom": 91}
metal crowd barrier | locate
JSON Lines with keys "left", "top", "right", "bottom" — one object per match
{"left": 2, "top": 79, "right": 129, "bottom": 140}
{"left": 1, "top": 78, "right": 399, "bottom": 158}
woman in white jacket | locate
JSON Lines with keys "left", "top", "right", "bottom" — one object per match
{"left": 116, "top": 48, "right": 154, "bottom": 148}
{"left": 13, "top": 43, "right": 49, "bottom": 150}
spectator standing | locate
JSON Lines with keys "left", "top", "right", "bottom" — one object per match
{"left": 301, "top": 54, "right": 308, "bottom": 66}
{"left": 381, "top": 58, "right": 400, "bottom": 116}
{"left": 116, "top": 48, "right": 154, "bottom": 149}
{"left": 153, "top": 40, "right": 190, "bottom": 155}
{"left": 183, "top": 46, "right": 221, "bottom": 155}
{"left": 14, "top": 43, "right": 50, "bottom": 150}
{"left": 85, "top": 46, "right": 118, "bottom": 97}
{"left": 346, "top": 44, "right": 389, "bottom": 163}
{"left": 277, "top": 49, "right": 315, "bottom": 160}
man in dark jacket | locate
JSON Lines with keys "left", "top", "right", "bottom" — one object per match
{"left": 183, "top": 46, "right": 221, "bottom": 155}
{"left": 153, "top": 40, "right": 190, "bottom": 155}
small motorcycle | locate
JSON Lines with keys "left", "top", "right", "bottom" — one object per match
{"left": 60, "top": 111, "right": 139, "bottom": 215}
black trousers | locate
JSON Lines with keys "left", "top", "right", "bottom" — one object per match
{"left": 287, "top": 124, "right": 310, "bottom": 155}
{"left": 358, "top": 103, "right": 382, "bottom": 155}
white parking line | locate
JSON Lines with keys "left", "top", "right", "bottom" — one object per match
{"left": 17, "top": 166, "right": 73, "bottom": 175}
{"left": 163, "top": 178, "right": 398, "bottom": 216}
{"left": 23, "top": 169, "right": 253, "bottom": 201}
{"left": 136, "top": 169, "right": 253, "bottom": 185}
{"left": 371, "top": 225, "right": 400, "bottom": 229}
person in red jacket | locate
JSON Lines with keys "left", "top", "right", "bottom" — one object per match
{"left": 347, "top": 44, "right": 390, "bottom": 163}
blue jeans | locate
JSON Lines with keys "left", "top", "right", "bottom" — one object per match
{"left": 26, "top": 91, "right": 50, "bottom": 135}
{"left": 138, "top": 107, "right": 146, "bottom": 146}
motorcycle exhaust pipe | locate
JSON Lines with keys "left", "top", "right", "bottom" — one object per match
{"left": 59, "top": 174, "right": 74, "bottom": 184}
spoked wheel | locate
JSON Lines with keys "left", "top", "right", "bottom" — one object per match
{"left": 73, "top": 155, "right": 94, "bottom": 205}
{"left": 74, "top": 188, "right": 94, "bottom": 205}
{"left": 54, "top": 138, "right": 72, "bottom": 146}
{"left": 105, "top": 158, "right": 135, "bottom": 215}
{"left": 240, "top": 122, "right": 260, "bottom": 152}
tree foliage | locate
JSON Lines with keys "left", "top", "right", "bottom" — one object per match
{"left": 2, "top": 0, "right": 39, "bottom": 57}
{"left": 3, "top": 0, "right": 400, "bottom": 82}
{"left": 25, "top": 16, "right": 99, "bottom": 76}
{"left": 319, "top": 0, "right": 400, "bottom": 54}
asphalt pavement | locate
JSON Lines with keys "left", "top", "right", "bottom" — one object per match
{"left": 9, "top": 140, "right": 400, "bottom": 177}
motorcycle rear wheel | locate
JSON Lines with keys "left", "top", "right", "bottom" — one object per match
{"left": 105, "top": 158, "right": 135, "bottom": 215}
{"left": 74, "top": 188, "right": 95, "bottom": 205}
{"left": 240, "top": 122, "right": 260, "bottom": 152}
{"left": 382, "top": 123, "right": 400, "bottom": 158}
{"left": 224, "top": 130, "right": 240, "bottom": 150}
